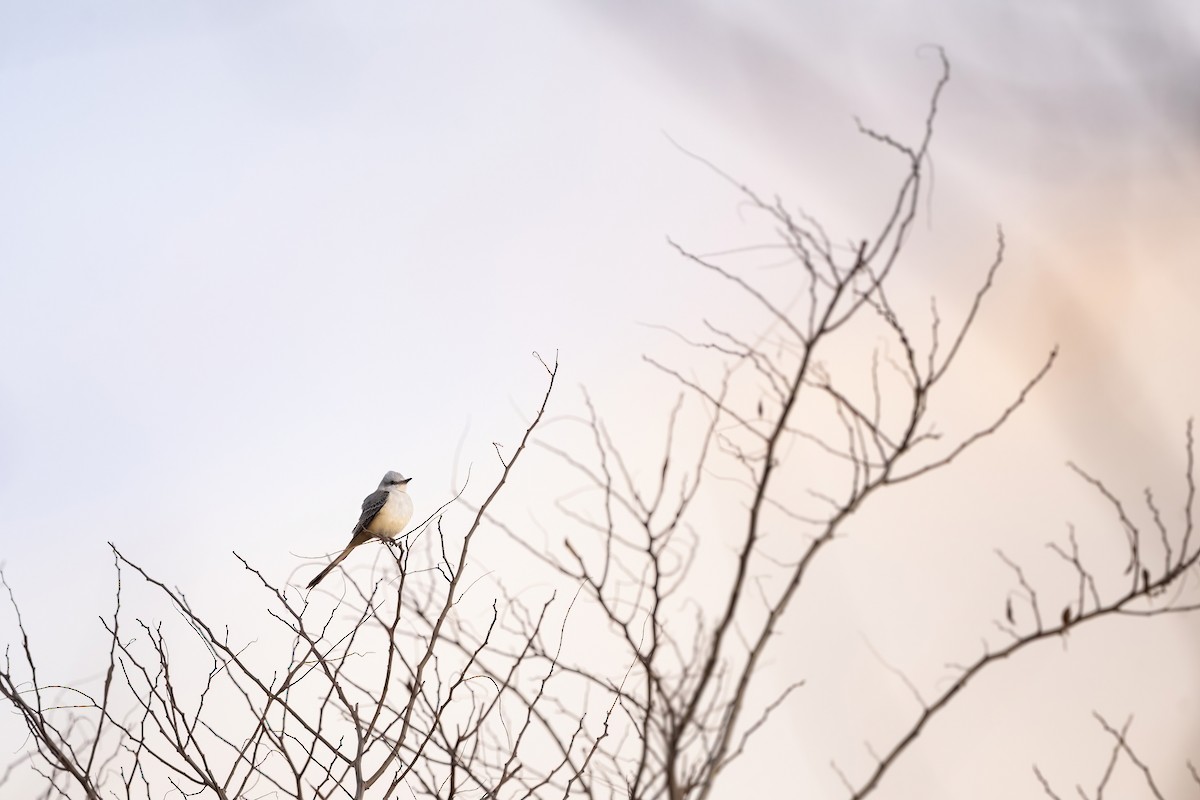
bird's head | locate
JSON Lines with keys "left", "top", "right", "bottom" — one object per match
{"left": 379, "top": 471, "right": 411, "bottom": 491}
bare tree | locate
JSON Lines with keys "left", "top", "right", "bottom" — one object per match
{"left": 4, "top": 50, "right": 1197, "bottom": 799}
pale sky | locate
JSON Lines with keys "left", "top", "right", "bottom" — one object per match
{"left": 2, "top": 2, "right": 1199, "bottom": 797}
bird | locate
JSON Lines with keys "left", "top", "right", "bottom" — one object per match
{"left": 306, "top": 471, "right": 413, "bottom": 590}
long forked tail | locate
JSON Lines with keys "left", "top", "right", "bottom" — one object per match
{"left": 306, "top": 544, "right": 355, "bottom": 590}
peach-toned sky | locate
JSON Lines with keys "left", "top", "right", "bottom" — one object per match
{"left": 2, "top": 2, "right": 1198, "bottom": 797}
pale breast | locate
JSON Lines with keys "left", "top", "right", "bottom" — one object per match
{"left": 366, "top": 490, "right": 414, "bottom": 538}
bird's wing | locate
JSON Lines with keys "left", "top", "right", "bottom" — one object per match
{"left": 354, "top": 489, "right": 390, "bottom": 533}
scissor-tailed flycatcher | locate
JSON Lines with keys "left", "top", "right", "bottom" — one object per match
{"left": 306, "top": 471, "right": 413, "bottom": 590}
